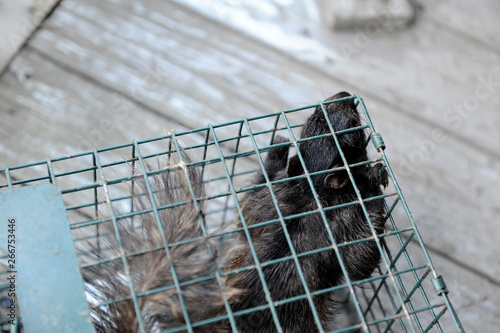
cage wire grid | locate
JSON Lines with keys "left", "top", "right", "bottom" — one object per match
{"left": 0, "top": 93, "right": 463, "bottom": 332}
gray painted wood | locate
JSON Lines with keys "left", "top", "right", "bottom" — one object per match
{"left": 0, "top": 0, "right": 59, "bottom": 72}
{"left": 1, "top": 50, "right": 170, "bottom": 163}
{"left": 0, "top": 0, "right": 498, "bottom": 330}
{"left": 424, "top": 0, "right": 500, "bottom": 52}
{"left": 328, "top": 14, "right": 500, "bottom": 157}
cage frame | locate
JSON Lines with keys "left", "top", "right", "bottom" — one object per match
{"left": 0, "top": 93, "right": 464, "bottom": 332}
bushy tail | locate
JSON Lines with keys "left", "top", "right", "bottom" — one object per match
{"left": 80, "top": 154, "right": 239, "bottom": 332}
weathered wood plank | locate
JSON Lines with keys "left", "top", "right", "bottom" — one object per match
{"left": 423, "top": 0, "right": 500, "bottom": 52}
{"left": 0, "top": 0, "right": 59, "bottom": 72}
{"left": 29, "top": 0, "right": 298, "bottom": 122}
{"left": 332, "top": 21, "right": 500, "bottom": 156}
{"left": 0, "top": 50, "right": 171, "bottom": 163}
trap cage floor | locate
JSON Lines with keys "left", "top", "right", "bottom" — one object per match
{"left": 0, "top": 93, "right": 463, "bottom": 332}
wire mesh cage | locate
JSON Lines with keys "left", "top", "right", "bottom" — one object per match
{"left": 0, "top": 93, "right": 463, "bottom": 332}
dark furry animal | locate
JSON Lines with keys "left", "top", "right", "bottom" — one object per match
{"left": 205, "top": 91, "right": 388, "bottom": 332}
{"left": 82, "top": 91, "right": 387, "bottom": 332}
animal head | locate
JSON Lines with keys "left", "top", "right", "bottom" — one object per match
{"left": 286, "top": 92, "right": 372, "bottom": 190}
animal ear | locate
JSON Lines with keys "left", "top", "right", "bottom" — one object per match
{"left": 380, "top": 169, "right": 389, "bottom": 189}
{"left": 324, "top": 169, "right": 349, "bottom": 189}
{"left": 286, "top": 155, "right": 304, "bottom": 177}
{"left": 372, "top": 163, "right": 389, "bottom": 189}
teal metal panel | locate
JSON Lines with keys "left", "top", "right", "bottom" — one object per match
{"left": 0, "top": 184, "right": 94, "bottom": 333}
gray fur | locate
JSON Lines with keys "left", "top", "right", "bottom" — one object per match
{"left": 81, "top": 156, "right": 240, "bottom": 332}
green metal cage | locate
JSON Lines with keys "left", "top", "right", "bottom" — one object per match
{"left": 0, "top": 93, "right": 463, "bottom": 332}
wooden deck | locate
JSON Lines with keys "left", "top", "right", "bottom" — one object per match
{"left": 1, "top": 0, "right": 499, "bottom": 330}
